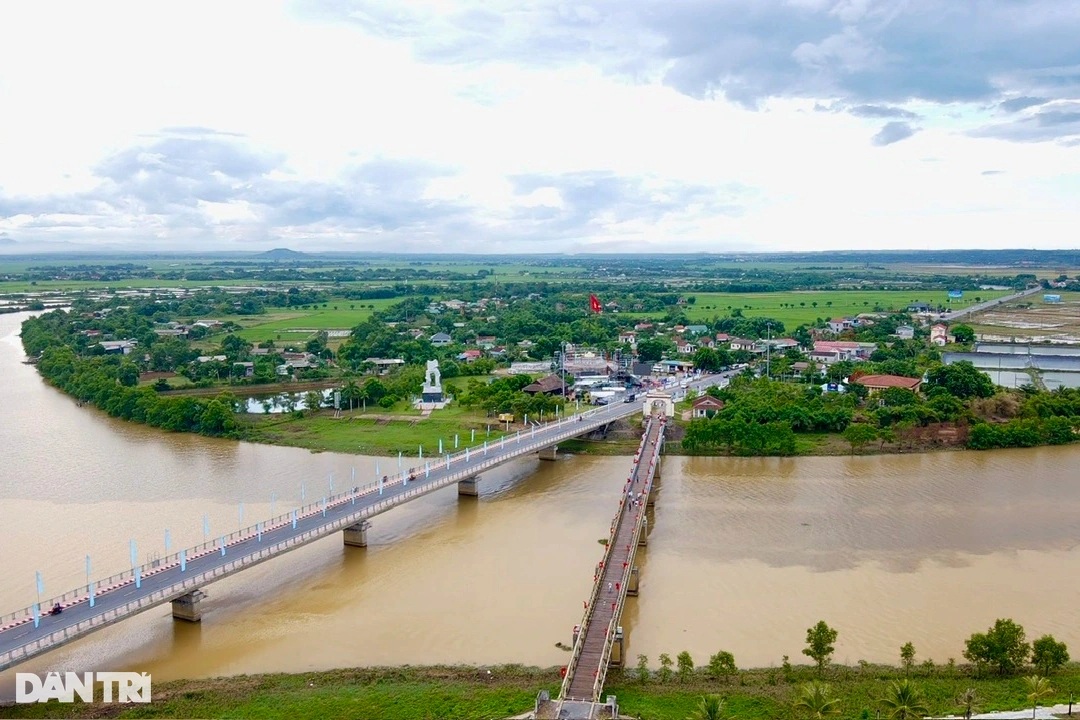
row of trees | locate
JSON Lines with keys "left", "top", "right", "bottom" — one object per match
{"left": 657, "top": 619, "right": 1069, "bottom": 719}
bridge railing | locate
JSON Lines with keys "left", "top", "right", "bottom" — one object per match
{"left": 559, "top": 418, "right": 656, "bottom": 701}
{"left": 0, "top": 405, "right": 630, "bottom": 634}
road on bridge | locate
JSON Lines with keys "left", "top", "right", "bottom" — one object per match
{"left": 0, "top": 372, "right": 728, "bottom": 671}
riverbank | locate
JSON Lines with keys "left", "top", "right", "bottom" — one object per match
{"left": 238, "top": 409, "right": 981, "bottom": 459}
{"left": 5, "top": 663, "right": 1080, "bottom": 719}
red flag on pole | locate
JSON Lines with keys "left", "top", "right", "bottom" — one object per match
{"left": 589, "top": 294, "right": 602, "bottom": 313}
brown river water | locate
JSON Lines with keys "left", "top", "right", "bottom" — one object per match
{"left": 1, "top": 311, "right": 1079, "bottom": 696}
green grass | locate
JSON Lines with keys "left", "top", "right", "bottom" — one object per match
{"left": 7, "top": 663, "right": 1080, "bottom": 720}
{"left": 222, "top": 298, "right": 406, "bottom": 344}
{"left": 683, "top": 290, "right": 1011, "bottom": 329}
{"left": 241, "top": 404, "right": 516, "bottom": 457}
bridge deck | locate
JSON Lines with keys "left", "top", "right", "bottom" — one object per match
{"left": 561, "top": 416, "right": 664, "bottom": 703}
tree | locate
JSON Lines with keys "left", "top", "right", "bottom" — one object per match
{"left": 677, "top": 651, "right": 695, "bottom": 682}
{"left": 708, "top": 650, "right": 737, "bottom": 680}
{"left": 635, "top": 654, "right": 650, "bottom": 684}
{"left": 900, "top": 642, "right": 916, "bottom": 675}
{"left": 925, "top": 361, "right": 995, "bottom": 399}
{"left": 686, "top": 695, "right": 726, "bottom": 720}
{"left": 963, "top": 618, "right": 1030, "bottom": 676}
{"left": 957, "top": 688, "right": 978, "bottom": 720}
{"left": 658, "top": 653, "right": 674, "bottom": 683}
{"left": 1032, "top": 635, "right": 1069, "bottom": 676}
{"left": 1024, "top": 675, "right": 1054, "bottom": 719}
{"left": 951, "top": 324, "right": 976, "bottom": 344}
{"left": 793, "top": 681, "right": 841, "bottom": 718}
{"left": 842, "top": 423, "right": 878, "bottom": 454}
{"left": 803, "top": 621, "right": 839, "bottom": 676}
{"left": 879, "top": 679, "right": 929, "bottom": 719}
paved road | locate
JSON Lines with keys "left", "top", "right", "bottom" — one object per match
{"left": 941, "top": 284, "right": 1043, "bottom": 322}
{"left": 0, "top": 372, "right": 728, "bottom": 671}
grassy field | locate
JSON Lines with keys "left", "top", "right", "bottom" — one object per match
{"left": 241, "top": 402, "right": 525, "bottom": 457}
{"left": 6, "top": 663, "right": 1080, "bottom": 719}
{"left": 683, "top": 290, "right": 1010, "bottom": 329}
{"left": 210, "top": 298, "right": 408, "bottom": 345}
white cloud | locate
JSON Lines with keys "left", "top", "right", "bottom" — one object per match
{"left": 0, "top": 0, "right": 1079, "bottom": 253}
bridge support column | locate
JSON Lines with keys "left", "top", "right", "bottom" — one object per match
{"left": 609, "top": 626, "right": 625, "bottom": 668}
{"left": 343, "top": 520, "right": 371, "bottom": 547}
{"left": 627, "top": 566, "right": 640, "bottom": 596}
{"left": 171, "top": 589, "right": 206, "bottom": 622}
{"left": 638, "top": 516, "right": 649, "bottom": 547}
{"left": 458, "top": 476, "right": 479, "bottom": 497}
{"left": 537, "top": 444, "right": 559, "bottom": 461}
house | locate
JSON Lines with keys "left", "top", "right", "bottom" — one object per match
{"left": 686, "top": 325, "right": 709, "bottom": 336}
{"left": 677, "top": 341, "right": 696, "bottom": 354}
{"left": 456, "top": 349, "right": 483, "bottom": 362}
{"left": 430, "top": 332, "right": 453, "bottom": 346}
{"left": 852, "top": 374, "right": 923, "bottom": 394}
{"left": 728, "top": 337, "right": 756, "bottom": 351}
{"left": 895, "top": 325, "right": 915, "bottom": 340}
{"left": 907, "top": 302, "right": 931, "bottom": 313}
{"left": 930, "top": 324, "right": 951, "bottom": 346}
{"left": 691, "top": 395, "right": 725, "bottom": 418}
{"left": 813, "top": 341, "right": 876, "bottom": 361}
{"left": 634, "top": 322, "right": 654, "bottom": 331}
{"left": 365, "top": 358, "right": 405, "bottom": 375}
{"left": 715, "top": 333, "right": 730, "bottom": 343}
{"left": 517, "top": 339, "right": 536, "bottom": 349}
{"left": 521, "top": 374, "right": 569, "bottom": 396}
{"left": 195, "top": 355, "right": 227, "bottom": 363}
{"left": 233, "top": 361, "right": 254, "bottom": 378}
{"left": 760, "top": 338, "right": 800, "bottom": 353}
{"left": 618, "top": 331, "right": 637, "bottom": 346}
{"left": 476, "top": 335, "right": 497, "bottom": 349}
{"left": 791, "top": 361, "right": 812, "bottom": 377}
{"left": 99, "top": 340, "right": 138, "bottom": 355}
{"left": 827, "top": 318, "right": 852, "bottom": 334}
{"left": 154, "top": 327, "right": 188, "bottom": 337}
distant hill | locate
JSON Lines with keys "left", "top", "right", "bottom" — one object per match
{"left": 257, "top": 248, "right": 307, "bottom": 260}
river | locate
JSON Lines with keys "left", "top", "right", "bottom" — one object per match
{"left": 2, "top": 310, "right": 1079, "bottom": 697}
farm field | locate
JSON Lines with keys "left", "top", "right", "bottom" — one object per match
{"left": 682, "top": 289, "right": 1010, "bottom": 329}
{"left": 967, "top": 291, "right": 1080, "bottom": 344}
{"left": 223, "top": 298, "right": 408, "bottom": 345}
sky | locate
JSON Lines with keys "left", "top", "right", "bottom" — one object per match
{"left": 1, "top": 1, "right": 1079, "bottom": 255}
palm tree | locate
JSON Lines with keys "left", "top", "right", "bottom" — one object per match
{"left": 686, "top": 695, "right": 726, "bottom": 720}
{"left": 793, "top": 681, "right": 841, "bottom": 718}
{"left": 957, "top": 688, "right": 978, "bottom": 720}
{"left": 1025, "top": 675, "right": 1054, "bottom": 719}
{"left": 340, "top": 380, "right": 361, "bottom": 410}
{"left": 879, "top": 679, "right": 929, "bottom": 719}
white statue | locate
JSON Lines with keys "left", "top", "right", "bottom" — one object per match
{"left": 424, "top": 359, "right": 441, "bottom": 390}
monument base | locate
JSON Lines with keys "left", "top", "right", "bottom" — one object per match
{"left": 422, "top": 391, "right": 444, "bottom": 403}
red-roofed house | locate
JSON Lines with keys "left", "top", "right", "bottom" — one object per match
{"left": 691, "top": 395, "right": 726, "bottom": 418}
{"left": 852, "top": 374, "right": 922, "bottom": 394}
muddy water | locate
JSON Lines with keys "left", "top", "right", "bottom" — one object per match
{"left": 2, "top": 310, "right": 1079, "bottom": 696}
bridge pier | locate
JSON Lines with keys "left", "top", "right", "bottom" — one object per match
{"left": 171, "top": 589, "right": 206, "bottom": 622}
{"left": 609, "top": 626, "right": 625, "bottom": 668}
{"left": 343, "top": 520, "right": 371, "bottom": 547}
{"left": 537, "top": 444, "right": 559, "bottom": 461}
{"left": 627, "top": 566, "right": 640, "bottom": 596}
{"left": 458, "top": 476, "right": 479, "bottom": 497}
{"left": 638, "top": 516, "right": 649, "bottom": 547}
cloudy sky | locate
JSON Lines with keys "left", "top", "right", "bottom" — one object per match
{"left": 1, "top": 0, "right": 1079, "bottom": 254}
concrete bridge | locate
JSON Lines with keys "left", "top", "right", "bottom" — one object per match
{"left": 533, "top": 415, "right": 666, "bottom": 720}
{"left": 0, "top": 375, "right": 721, "bottom": 673}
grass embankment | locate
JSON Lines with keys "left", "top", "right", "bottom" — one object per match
{"left": 240, "top": 404, "right": 519, "bottom": 457}
{"left": 7, "top": 663, "right": 1080, "bottom": 719}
